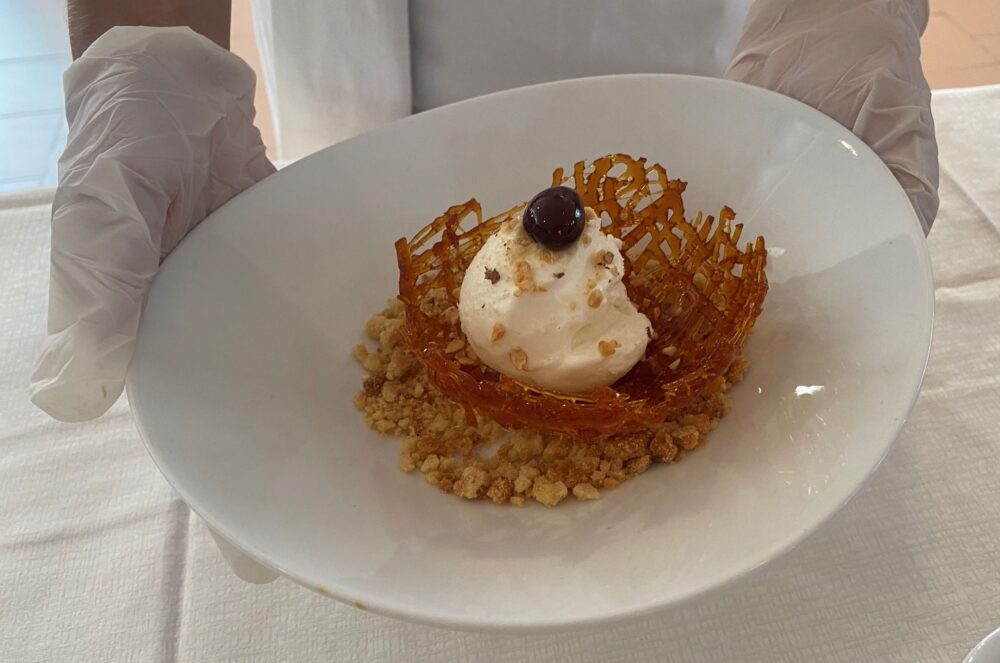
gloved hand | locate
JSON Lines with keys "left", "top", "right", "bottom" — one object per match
{"left": 726, "top": 0, "right": 939, "bottom": 232}
{"left": 29, "top": 25, "right": 279, "bottom": 585}
{"left": 29, "top": 26, "right": 275, "bottom": 422}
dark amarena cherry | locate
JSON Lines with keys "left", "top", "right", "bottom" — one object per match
{"left": 522, "top": 186, "right": 585, "bottom": 249}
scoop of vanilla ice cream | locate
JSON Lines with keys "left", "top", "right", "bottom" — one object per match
{"left": 459, "top": 208, "right": 651, "bottom": 394}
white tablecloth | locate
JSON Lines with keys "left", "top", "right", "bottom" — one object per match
{"left": 2, "top": 86, "right": 999, "bottom": 663}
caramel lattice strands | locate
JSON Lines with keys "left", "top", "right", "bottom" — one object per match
{"left": 395, "top": 154, "right": 768, "bottom": 437}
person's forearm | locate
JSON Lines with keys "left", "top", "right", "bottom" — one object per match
{"left": 67, "top": 0, "right": 231, "bottom": 58}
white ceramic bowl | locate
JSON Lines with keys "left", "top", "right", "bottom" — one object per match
{"left": 127, "top": 74, "right": 933, "bottom": 631}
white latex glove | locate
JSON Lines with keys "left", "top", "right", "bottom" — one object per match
{"left": 29, "top": 26, "right": 275, "bottom": 422}
{"left": 726, "top": 0, "right": 939, "bottom": 232}
{"left": 29, "top": 25, "right": 279, "bottom": 585}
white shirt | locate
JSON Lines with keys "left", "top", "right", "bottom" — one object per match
{"left": 250, "top": 0, "right": 753, "bottom": 161}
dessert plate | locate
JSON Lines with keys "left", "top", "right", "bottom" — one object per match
{"left": 126, "top": 74, "right": 933, "bottom": 631}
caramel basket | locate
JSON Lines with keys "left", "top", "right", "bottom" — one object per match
{"left": 395, "top": 154, "right": 768, "bottom": 437}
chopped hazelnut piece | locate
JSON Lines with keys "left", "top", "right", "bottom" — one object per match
{"left": 572, "top": 483, "right": 601, "bottom": 501}
{"left": 674, "top": 425, "right": 701, "bottom": 450}
{"left": 509, "top": 347, "right": 529, "bottom": 371}
{"left": 491, "top": 323, "right": 506, "bottom": 342}
{"left": 662, "top": 345, "right": 678, "bottom": 356}
{"left": 512, "top": 260, "right": 545, "bottom": 294}
{"left": 598, "top": 340, "right": 620, "bottom": 357}
{"left": 531, "top": 476, "right": 568, "bottom": 507}
{"left": 593, "top": 250, "right": 614, "bottom": 268}
{"left": 444, "top": 339, "right": 465, "bottom": 354}
{"left": 669, "top": 358, "right": 681, "bottom": 370}
{"left": 487, "top": 476, "right": 515, "bottom": 504}
{"left": 587, "top": 290, "right": 603, "bottom": 308}
{"left": 514, "top": 260, "right": 531, "bottom": 285}
{"left": 650, "top": 432, "right": 679, "bottom": 462}
{"left": 453, "top": 466, "right": 490, "bottom": 499}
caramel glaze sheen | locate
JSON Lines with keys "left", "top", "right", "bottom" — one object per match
{"left": 395, "top": 154, "right": 768, "bottom": 438}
